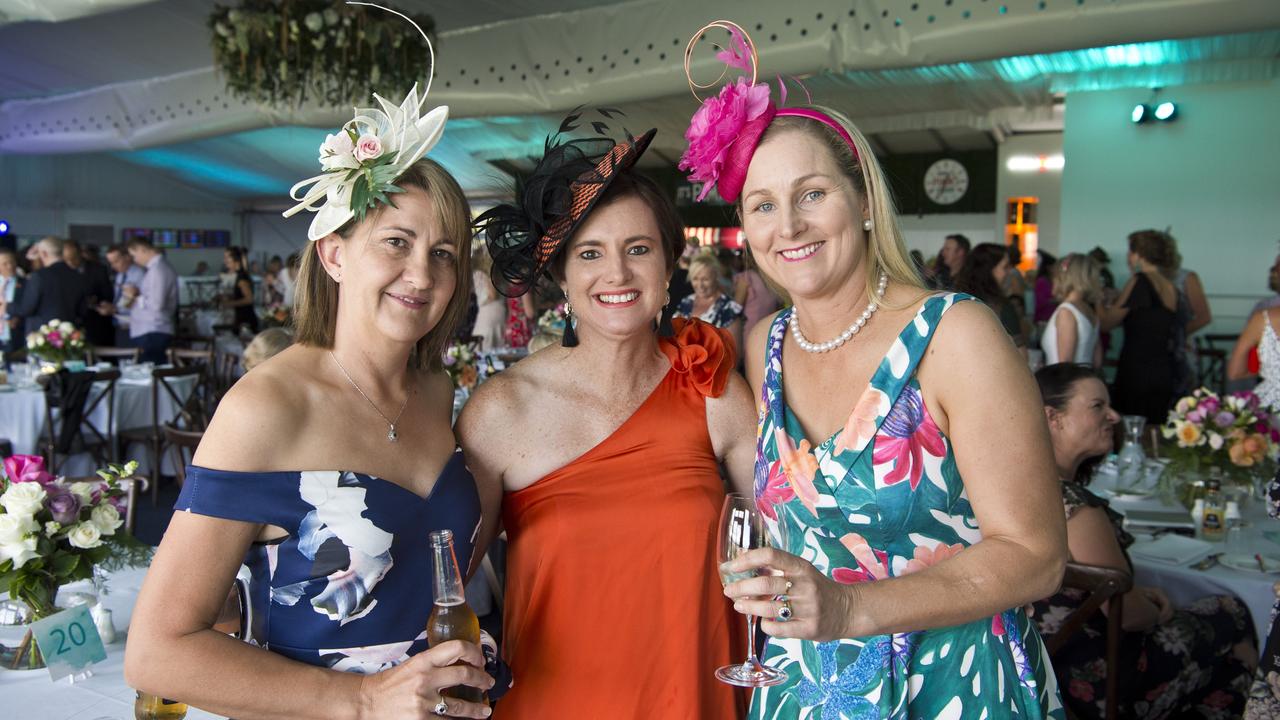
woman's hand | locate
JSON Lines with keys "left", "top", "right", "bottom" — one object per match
{"left": 356, "top": 640, "right": 493, "bottom": 719}
{"left": 1140, "top": 586, "right": 1175, "bottom": 624}
{"left": 722, "top": 547, "right": 857, "bottom": 642}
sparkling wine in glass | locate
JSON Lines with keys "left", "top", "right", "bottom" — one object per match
{"left": 715, "top": 493, "right": 786, "bottom": 687}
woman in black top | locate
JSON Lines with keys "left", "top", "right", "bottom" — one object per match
{"left": 223, "top": 247, "right": 259, "bottom": 335}
{"left": 1101, "top": 230, "right": 1180, "bottom": 424}
{"left": 956, "top": 242, "right": 1027, "bottom": 349}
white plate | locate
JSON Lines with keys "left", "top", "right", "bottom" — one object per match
{"left": 1220, "top": 553, "right": 1280, "bottom": 574}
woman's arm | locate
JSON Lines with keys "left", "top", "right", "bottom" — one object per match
{"left": 727, "top": 317, "right": 745, "bottom": 359}
{"left": 224, "top": 278, "right": 255, "bottom": 307}
{"left": 706, "top": 372, "right": 757, "bottom": 498}
{"left": 1098, "top": 276, "right": 1137, "bottom": 331}
{"left": 1064, "top": 507, "right": 1162, "bottom": 632}
{"left": 1184, "top": 271, "right": 1212, "bottom": 335}
{"left": 733, "top": 274, "right": 749, "bottom": 307}
{"left": 127, "top": 379, "right": 492, "bottom": 720}
{"left": 455, "top": 377, "right": 510, "bottom": 581}
{"left": 727, "top": 302, "right": 1067, "bottom": 640}
{"left": 1055, "top": 308, "right": 1078, "bottom": 365}
{"left": 1227, "top": 310, "right": 1266, "bottom": 381}
{"left": 520, "top": 293, "right": 536, "bottom": 321}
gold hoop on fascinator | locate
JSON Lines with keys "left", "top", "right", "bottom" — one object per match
{"left": 683, "top": 20, "right": 759, "bottom": 102}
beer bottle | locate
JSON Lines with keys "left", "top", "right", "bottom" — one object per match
{"left": 1200, "top": 478, "right": 1226, "bottom": 541}
{"left": 426, "top": 529, "right": 487, "bottom": 706}
{"left": 134, "top": 692, "right": 188, "bottom": 720}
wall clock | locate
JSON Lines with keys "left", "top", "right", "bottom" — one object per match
{"left": 923, "top": 159, "right": 969, "bottom": 205}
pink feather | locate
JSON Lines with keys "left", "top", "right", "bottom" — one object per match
{"left": 714, "top": 26, "right": 753, "bottom": 73}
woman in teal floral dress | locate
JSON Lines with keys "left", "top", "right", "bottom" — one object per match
{"left": 679, "top": 26, "right": 1068, "bottom": 717}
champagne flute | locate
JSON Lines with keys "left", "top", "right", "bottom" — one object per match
{"left": 715, "top": 493, "right": 786, "bottom": 687}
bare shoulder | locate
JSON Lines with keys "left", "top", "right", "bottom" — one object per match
{"left": 927, "top": 296, "right": 1016, "bottom": 360}
{"left": 456, "top": 352, "right": 551, "bottom": 444}
{"left": 193, "top": 347, "right": 313, "bottom": 470}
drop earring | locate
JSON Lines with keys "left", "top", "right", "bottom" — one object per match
{"left": 561, "top": 300, "right": 579, "bottom": 347}
{"left": 658, "top": 285, "right": 675, "bottom": 338}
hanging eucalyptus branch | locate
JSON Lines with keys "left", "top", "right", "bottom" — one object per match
{"left": 209, "top": 0, "right": 435, "bottom": 107}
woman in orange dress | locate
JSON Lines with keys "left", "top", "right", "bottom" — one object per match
{"left": 459, "top": 114, "right": 755, "bottom": 718}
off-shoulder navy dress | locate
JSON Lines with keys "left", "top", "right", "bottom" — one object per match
{"left": 175, "top": 452, "right": 480, "bottom": 674}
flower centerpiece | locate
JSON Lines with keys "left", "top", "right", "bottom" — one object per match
{"left": 262, "top": 301, "right": 292, "bottom": 328}
{"left": 25, "top": 319, "right": 88, "bottom": 369}
{"left": 0, "top": 456, "right": 152, "bottom": 669}
{"left": 442, "top": 341, "right": 480, "bottom": 392}
{"left": 535, "top": 303, "right": 569, "bottom": 338}
{"left": 1161, "top": 388, "right": 1279, "bottom": 503}
{"left": 208, "top": 1, "right": 435, "bottom": 108}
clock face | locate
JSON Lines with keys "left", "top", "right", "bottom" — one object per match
{"left": 923, "top": 159, "right": 970, "bottom": 205}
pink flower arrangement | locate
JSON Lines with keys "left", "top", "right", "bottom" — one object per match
{"left": 1162, "top": 387, "right": 1278, "bottom": 478}
{"left": 678, "top": 77, "right": 774, "bottom": 202}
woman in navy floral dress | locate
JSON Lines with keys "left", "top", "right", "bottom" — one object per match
{"left": 675, "top": 252, "right": 745, "bottom": 353}
{"left": 125, "top": 101, "right": 500, "bottom": 717}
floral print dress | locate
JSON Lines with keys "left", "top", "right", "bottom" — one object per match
{"left": 676, "top": 292, "right": 744, "bottom": 329}
{"left": 175, "top": 453, "right": 482, "bottom": 673}
{"left": 752, "top": 293, "right": 1065, "bottom": 719}
{"left": 1031, "top": 481, "right": 1255, "bottom": 719}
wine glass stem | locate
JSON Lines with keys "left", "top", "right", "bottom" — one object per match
{"left": 744, "top": 612, "right": 763, "bottom": 670}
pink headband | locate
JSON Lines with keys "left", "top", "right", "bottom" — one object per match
{"left": 679, "top": 21, "right": 859, "bottom": 204}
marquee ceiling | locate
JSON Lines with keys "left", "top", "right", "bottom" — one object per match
{"left": 0, "top": 0, "right": 1276, "bottom": 202}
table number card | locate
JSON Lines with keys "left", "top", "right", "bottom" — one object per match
{"left": 29, "top": 604, "right": 108, "bottom": 681}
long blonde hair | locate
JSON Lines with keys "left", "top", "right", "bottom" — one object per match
{"left": 293, "top": 158, "right": 473, "bottom": 371}
{"left": 745, "top": 106, "right": 925, "bottom": 308}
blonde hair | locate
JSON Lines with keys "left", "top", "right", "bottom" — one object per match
{"left": 1053, "top": 254, "right": 1103, "bottom": 305}
{"left": 243, "top": 327, "right": 294, "bottom": 372}
{"left": 745, "top": 106, "right": 926, "bottom": 308}
{"left": 293, "top": 158, "right": 473, "bottom": 372}
{"left": 687, "top": 252, "right": 724, "bottom": 283}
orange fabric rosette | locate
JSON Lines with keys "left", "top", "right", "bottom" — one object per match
{"left": 658, "top": 317, "right": 736, "bottom": 398}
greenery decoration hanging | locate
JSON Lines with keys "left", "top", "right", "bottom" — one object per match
{"left": 209, "top": 0, "right": 435, "bottom": 107}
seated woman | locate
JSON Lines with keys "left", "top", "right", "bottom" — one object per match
{"left": 125, "top": 70, "right": 497, "bottom": 718}
{"left": 242, "top": 326, "right": 293, "bottom": 373}
{"left": 1032, "top": 362, "right": 1257, "bottom": 719}
{"left": 675, "top": 251, "right": 745, "bottom": 353}
{"left": 463, "top": 115, "right": 755, "bottom": 719}
{"left": 1228, "top": 307, "right": 1280, "bottom": 409}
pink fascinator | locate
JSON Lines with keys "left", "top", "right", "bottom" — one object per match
{"left": 679, "top": 21, "right": 857, "bottom": 204}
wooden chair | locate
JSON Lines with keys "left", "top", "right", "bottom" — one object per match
{"left": 1044, "top": 562, "right": 1133, "bottom": 719}
{"left": 213, "top": 347, "right": 243, "bottom": 402}
{"left": 162, "top": 423, "right": 205, "bottom": 489}
{"left": 116, "top": 366, "right": 207, "bottom": 503}
{"left": 88, "top": 346, "right": 141, "bottom": 365}
{"left": 169, "top": 347, "right": 217, "bottom": 417}
{"left": 40, "top": 369, "right": 119, "bottom": 475}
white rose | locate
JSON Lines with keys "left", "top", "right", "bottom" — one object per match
{"left": 0, "top": 482, "right": 47, "bottom": 518}
{"left": 319, "top": 131, "right": 358, "bottom": 171}
{"left": 59, "top": 321, "right": 74, "bottom": 335}
{"left": 90, "top": 505, "right": 122, "bottom": 536}
{"left": 66, "top": 522, "right": 103, "bottom": 550}
{"left": 44, "top": 521, "right": 61, "bottom": 536}
{"left": 1208, "top": 432, "right": 1225, "bottom": 450}
{"left": 68, "top": 483, "right": 96, "bottom": 505}
{"left": 0, "top": 536, "right": 39, "bottom": 569}
{"left": 0, "top": 512, "right": 37, "bottom": 545}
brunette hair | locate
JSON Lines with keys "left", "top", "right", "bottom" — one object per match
{"left": 294, "top": 158, "right": 473, "bottom": 371}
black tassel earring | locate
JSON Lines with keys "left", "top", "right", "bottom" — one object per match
{"left": 561, "top": 300, "right": 579, "bottom": 347}
{"left": 657, "top": 289, "right": 675, "bottom": 337}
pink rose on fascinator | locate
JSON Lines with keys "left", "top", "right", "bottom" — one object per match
{"left": 679, "top": 77, "right": 774, "bottom": 201}
{"left": 354, "top": 134, "right": 384, "bottom": 162}
{"left": 3, "top": 455, "right": 54, "bottom": 485}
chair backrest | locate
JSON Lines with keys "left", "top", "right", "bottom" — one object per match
{"left": 89, "top": 346, "right": 141, "bottom": 364}
{"left": 169, "top": 347, "right": 217, "bottom": 410}
{"left": 42, "top": 369, "right": 118, "bottom": 469}
{"left": 214, "top": 348, "right": 242, "bottom": 402}
{"left": 162, "top": 422, "right": 204, "bottom": 489}
{"left": 1045, "top": 562, "right": 1133, "bottom": 719}
{"left": 150, "top": 366, "right": 208, "bottom": 437}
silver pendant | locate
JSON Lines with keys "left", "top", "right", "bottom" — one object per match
{"left": 387, "top": 426, "right": 398, "bottom": 443}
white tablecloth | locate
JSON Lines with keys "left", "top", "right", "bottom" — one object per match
{"left": 1113, "top": 495, "right": 1277, "bottom": 646}
{"left": 0, "top": 373, "right": 198, "bottom": 476}
{"left": 1, "top": 567, "right": 221, "bottom": 720}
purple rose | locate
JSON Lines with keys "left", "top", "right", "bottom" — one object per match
{"left": 1214, "top": 411, "right": 1236, "bottom": 428}
{"left": 442, "top": 354, "right": 456, "bottom": 367}
{"left": 45, "top": 490, "right": 81, "bottom": 525}
{"left": 1200, "top": 396, "right": 1220, "bottom": 414}
{"left": 1186, "top": 408, "right": 1207, "bottom": 424}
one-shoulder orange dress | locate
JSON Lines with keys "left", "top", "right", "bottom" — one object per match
{"left": 496, "top": 319, "right": 746, "bottom": 719}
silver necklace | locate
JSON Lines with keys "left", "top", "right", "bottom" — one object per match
{"left": 329, "top": 351, "right": 412, "bottom": 443}
{"left": 789, "top": 272, "right": 889, "bottom": 353}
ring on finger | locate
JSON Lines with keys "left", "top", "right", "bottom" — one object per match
{"left": 433, "top": 698, "right": 450, "bottom": 716}
{"left": 777, "top": 595, "right": 794, "bottom": 622}
{"left": 783, "top": 579, "right": 793, "bottom": 593}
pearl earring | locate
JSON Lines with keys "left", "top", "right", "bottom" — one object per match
{"left": 863, "top": 218, "right": 873, "bottom": 232}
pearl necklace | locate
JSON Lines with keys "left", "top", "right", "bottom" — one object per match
{"left": 789, "top": 273, "right": 889, "bottom": 353}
